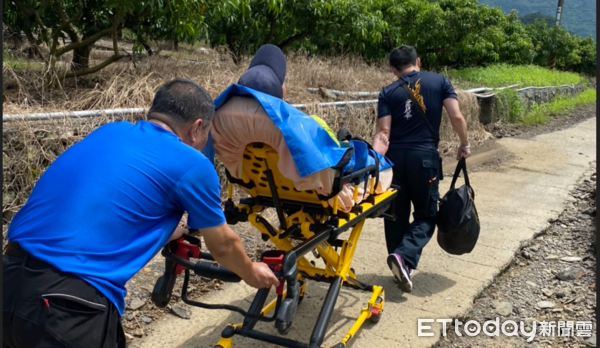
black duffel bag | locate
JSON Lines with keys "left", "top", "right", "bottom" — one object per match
{"left": 436, "top": 158, "right": 480, "bottom": 255}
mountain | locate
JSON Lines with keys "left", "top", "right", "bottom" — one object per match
{"left": 478, "top": 0, "right": 596, "bottom": 40}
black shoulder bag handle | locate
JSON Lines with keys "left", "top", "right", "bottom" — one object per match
{"left": 450, "top": 158, "right": 470, "bottom": 191}
{"left": 397, "top": 78, "right": 444, "bottom": 180}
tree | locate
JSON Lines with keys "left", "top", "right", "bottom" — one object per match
{"left": 572, "top": 36, "right": 596, "bottom": 76}
{"left": 380, "top": 0, "right": 533, "bottom": 69}
{"left": 3, "top": 0, "right": 207, "bottom": 83}
{"left": 497, "top": 10, "right": 535, "bottom": 65}
{"left": 203, "top": 0, "right": 388, "bottom": 64}
{"left": 123, "top": 0, "right": 208, "bottom": 55}
{"left": 526, "top": 19, "right": 581, "bottom": 70}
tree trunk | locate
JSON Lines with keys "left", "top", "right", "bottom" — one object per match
{"left": 143, "top": 43, "right": 153, "bottom": 56}
{"left": 71, "top": 44, "right": 92, "bottom": 71}
{"left": 266, "top": 14, "right": 276, "bottom": 43}
{"left": 173, "top": 37, "right": 179, "bottom": 51}
{"left": 549, "top": 55, "right": 556, "bottom": 69}
{"left": 139, "top": 36, "right": 153, "bottom": 56}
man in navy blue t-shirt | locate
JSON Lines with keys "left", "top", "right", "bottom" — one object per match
{"left": 373, "top": 46, "right": 471, "bottom": 293}
{"left": 3, "top": 78, "right": 279, "bottom": 348}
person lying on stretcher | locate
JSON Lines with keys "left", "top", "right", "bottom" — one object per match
{"left": 210, "top": 45, "right": 394, "bottom": 212}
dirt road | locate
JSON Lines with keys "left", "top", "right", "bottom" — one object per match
{"left": 137, "top": 115, "right": 596, "bottom": 348}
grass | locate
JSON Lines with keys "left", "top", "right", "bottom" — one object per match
{"left": 521, "top": 103, "right": 548, "bottom": 125}
{"left": 544, "top": 89, "right": 597, "bottom": 115}
{"left": 446, "top": 63, "right": 587, "bottom": 89}
{"left": 492, "top": 88, "right": 525, "bottom": 123}
{"left": 521, "top": 89, "right": 596, "bottom": 125}
{"left": 3, "top": 51, "right": 44, "bottom": 71}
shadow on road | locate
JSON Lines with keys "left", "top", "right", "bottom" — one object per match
{"left": 174, "top": 279, "right": 385, "bottom": 348}
{"left": 361, "top": 270, "right": 456, "bottom": 304}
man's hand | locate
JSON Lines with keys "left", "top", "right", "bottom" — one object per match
{"left": 200, "top": 223, "right": 280, "bottom": 289}
{"left": 457, "top": 145, "right": 471, "bottom": 160}
{"left": 168, "top": 227, "right": 189, "bottom": 242}
{"left": 244, "top": 262, "right": 280, "bottom": 288}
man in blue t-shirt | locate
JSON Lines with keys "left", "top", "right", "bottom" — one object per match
{"left": 372, "top": 46, "right": 471, "bottom": 293}
{"left": 3, "top": 78, "right": 279, "bottom": 348}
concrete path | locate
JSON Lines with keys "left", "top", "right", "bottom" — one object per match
{"left": 140, "top": 117, "right": 596, "bottom": 348}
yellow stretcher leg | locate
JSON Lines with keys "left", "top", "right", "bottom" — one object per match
{"left": 333, "top": 286, "right": 385, "bottom": 348}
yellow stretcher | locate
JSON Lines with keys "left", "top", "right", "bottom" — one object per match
{"left": 152, "top": 141, "right": 398, "bottom": 348}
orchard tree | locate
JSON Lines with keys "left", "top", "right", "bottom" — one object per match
{"left": 303, "top": 0, "right": 388, "bottom": 60}
{"left": 379, "top": 0, "right": 534, "bottom": 69}
{"left": 3, "top": 0, "right": 207, "bottom": 83}
{"left": 123, "top": 0, "right": 207, "bottom": 54}
{"left": 526, "top": 19, "right": 581, "bottom": 70}
{"left": 496, "top": 10, "right": 535, "bottom": 65}
{"left": 572, "top": 36, "right": 596, "bottom": 76}
{"left": 203, "top": 0, "right": 388, "bottom": 64}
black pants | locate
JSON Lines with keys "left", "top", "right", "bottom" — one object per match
{"left": 384, "top": 149, "right": 440, "bottom": 270}
{"left": 3, "top": 242, "right": 126, "bottom": 348}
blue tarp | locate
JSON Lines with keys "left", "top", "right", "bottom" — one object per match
{"left": 202, "top": 84, "right": 392, "bottom": 178}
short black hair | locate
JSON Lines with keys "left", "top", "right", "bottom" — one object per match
{"left": 389, "top": 45, "right": 418, "bottom": 71}
{"left": 148, "top": 78, "right": 214, "bottom": 129}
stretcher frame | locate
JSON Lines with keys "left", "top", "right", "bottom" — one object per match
{"left": 152, "top": 142, "right": 398, "bottom": 348}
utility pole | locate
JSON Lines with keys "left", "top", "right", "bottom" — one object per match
{"left": 555, "top": 0, "right": 565, "bottom": 26}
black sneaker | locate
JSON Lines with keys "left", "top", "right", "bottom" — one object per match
{"left": 387, "top": 253, "right": 413, "bottom": 293}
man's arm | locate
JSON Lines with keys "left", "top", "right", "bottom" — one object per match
{"left": 200, "top": 224, "right": 279, "bottom": 289}
{"left": 442, "top": 98, "right": 471, "bottom": 160}
{"left": 168, "top": 159, "right": 279, "bottom": 289}
{"left": 374, "top": 89, "right": 392, "bottom": 155}
{"left": 372, "top": 116, "right": 391, "bottom": 155}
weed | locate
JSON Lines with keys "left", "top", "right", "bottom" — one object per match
{"left": 521, "top": 103, "right": 548, "bottom": 125}
{"left": 446, "top": 64, "right": 586, "bottom": 89}
{"left": 544, "top": 89, "right": 597, "bottom": 116}
{"left": 492, "top": 89, "right": 525, "bottom": 123}
{"left": 520, "top": 89, "right": 596, "bottom": 125}
{"left": 3, "top": 53, "right": 45, "bottom": 71}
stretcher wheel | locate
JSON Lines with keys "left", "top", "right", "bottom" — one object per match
{"left": 369, "top": 307, "right": 382, "bottom": 324}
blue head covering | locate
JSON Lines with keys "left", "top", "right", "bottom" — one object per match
{"left": 238, "top": 44, "right": 287, "bottom": 98}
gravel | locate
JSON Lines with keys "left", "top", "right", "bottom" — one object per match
{"left": 435, "top": 162, "right": 596, "bottom": 348}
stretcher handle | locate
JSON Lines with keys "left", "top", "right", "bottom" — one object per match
{"left": 193, "top": 259, "right": 242, "bottom": 283}
{"left": 167, "top": 248, "right": 242, "bottom": 283}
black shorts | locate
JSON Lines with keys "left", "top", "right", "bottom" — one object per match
{"left": 3, "top": 242, "right": 126, "bottom": 348}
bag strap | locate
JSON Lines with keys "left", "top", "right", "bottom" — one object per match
{"left": 397, "top": 79, "right": 440, "bottom": 148}
{"left": 450, "top": 158, "right": 471, "bottom": 190}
